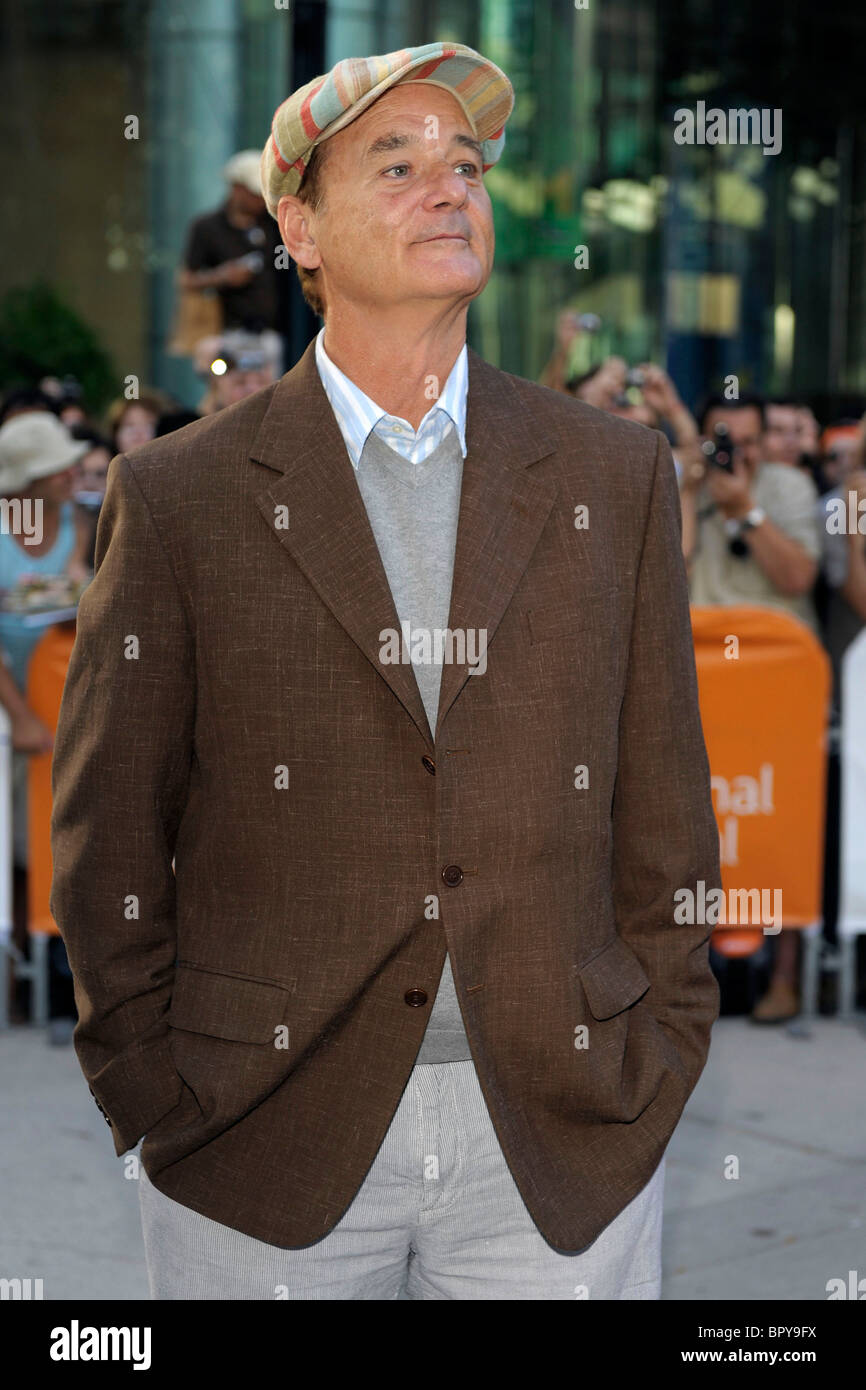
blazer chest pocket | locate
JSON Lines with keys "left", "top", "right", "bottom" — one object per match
{"left": 169, "top": 962, "right": 292, "bottom": 1044}
{"left": 526, "top": 584, "right": 624, "bottom": 645}
{"left": 577, "top": 934, "right": 651, "bottom": 1020}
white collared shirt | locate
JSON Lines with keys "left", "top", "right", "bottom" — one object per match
{"left": 314, "top": 326, "right": 467, "bottom": 469}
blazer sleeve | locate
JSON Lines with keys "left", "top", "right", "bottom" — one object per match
{"left": 611, "top": 428, "right": 721, "bottom": 1091}
{"left": 50, "top": 453, "right": 195, "bottom": 1156}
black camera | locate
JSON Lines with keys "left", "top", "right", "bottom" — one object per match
{"left": 701, "top": 422, "right": 735, "bottom": 474}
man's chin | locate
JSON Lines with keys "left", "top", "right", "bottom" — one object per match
{"left": 403, "top": 265, "right": 489, "bottom": 301}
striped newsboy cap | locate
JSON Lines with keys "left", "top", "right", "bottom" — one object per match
{"left": 260, "top": 42, "right": 514, "bottom": 218}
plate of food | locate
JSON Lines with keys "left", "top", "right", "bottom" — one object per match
{"left": 0, "top": 573, "right": 90, "bottom": 626}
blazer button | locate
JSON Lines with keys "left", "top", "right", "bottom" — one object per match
{"left": 441, "top": 864, "right": 463, "bottom": 887}
{"left": 404, "top": 987, "right": 428, "bottom": 1007}
{"left": 421, "top": 755, "right": 436, "bottom": 775}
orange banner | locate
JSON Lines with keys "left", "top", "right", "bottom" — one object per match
{"left": 27, "top": 621, "right": 77, "bottom": 936}
{"left": 24, "top": 609, "right": 831, "bottom": 942}
{"left": 690, "top": 606, "right": 830, "bottom": 936}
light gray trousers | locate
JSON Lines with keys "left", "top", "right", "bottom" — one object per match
{"left": 139, "top": 1059, "right": 665, "bottom": 1300}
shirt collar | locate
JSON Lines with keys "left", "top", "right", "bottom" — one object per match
{"left": 314, "top": 326, "right": 467, "bottom": 469}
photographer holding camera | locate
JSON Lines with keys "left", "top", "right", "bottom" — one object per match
{"left": 178, "top": 150, "right": 285, "bottom": 336}
{"left": 192, "top": 330, "right": 283, "bottom": 415}
{"left": 679, "top": 392, "right": 821, "bottom": 634}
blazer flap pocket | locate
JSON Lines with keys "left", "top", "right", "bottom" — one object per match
{"left": 578, "top": 934, "right": 651, "bottom": 1020}
{"left": 527, "top": 585, "right": 623, "bottom": 644}
{"left": 169, "top": 964, "right": 290, "bottom": 1043}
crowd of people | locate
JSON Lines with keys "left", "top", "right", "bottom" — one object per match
{"left": 543, "top": 308, "right": 866, "bottom": 1023}
{"left": 0, "top": 342, "right": 282, "bottom": 1040}
{"left": 0, "top": 148, "right": 292, "bottom": 1039}
{"left": 1, "top": 303, "right": 863, "bottom": 1037}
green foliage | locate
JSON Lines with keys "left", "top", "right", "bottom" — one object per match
{"left": 0, "top": 281, "right": 115, "bottom": 412}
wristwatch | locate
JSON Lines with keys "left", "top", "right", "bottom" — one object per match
{"left": 740, "top": 505, "right": 766, "bottom": 532}
{"left": 724, "top": 506, "right": 766, "bottom": 539}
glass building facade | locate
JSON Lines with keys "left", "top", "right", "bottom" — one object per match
{"left": 2, "top": 0, "right": 865, "bottom": 416}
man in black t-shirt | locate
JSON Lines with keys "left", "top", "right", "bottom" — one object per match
{"left": 180, "top": 149, "right": 285, "bottom": 334}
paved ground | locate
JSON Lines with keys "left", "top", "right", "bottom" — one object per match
{"left": 1, "top": 1014, "right": 864, "bottom": 1300}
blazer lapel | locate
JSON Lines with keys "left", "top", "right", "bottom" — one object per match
{"left": 251, "top": 340, "right": 558, "bottom": 750}
{"left": 434, "top": 350, "right": 558, "bottom": 739}
{"left": 251, "top": 341, "right": 432, "bottom": 743}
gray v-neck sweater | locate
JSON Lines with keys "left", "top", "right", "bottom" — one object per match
{"left": 353, "top": 426, "right": 473, "bottom": 1063}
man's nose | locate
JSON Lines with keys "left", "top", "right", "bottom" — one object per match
{"left": 421, "top": 160, "right": 470, "bottom": 206}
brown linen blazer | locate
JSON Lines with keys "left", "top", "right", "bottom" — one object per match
{"left": 49, "top": 339, "right": 721, "bottom": 1253}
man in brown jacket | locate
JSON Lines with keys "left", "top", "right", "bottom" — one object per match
{"left": 50, "top": 42, "right": 721, "bottom": 1300}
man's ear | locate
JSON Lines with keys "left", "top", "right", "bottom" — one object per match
{"left": 277, "top": 194, "right": 322, "bottom": 271}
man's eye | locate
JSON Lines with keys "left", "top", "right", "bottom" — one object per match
{"left": 383, "top": 161, "right": 480, "bottom": 178}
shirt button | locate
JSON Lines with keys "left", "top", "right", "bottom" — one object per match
{"left": 404, "top": 988, "right": 428, "bottom": 1007}
{"left": 442, "top": 864, "right": 463, "bottom": 887}
{"left": 421, "top": 756, "right": 436, "bottom": 775}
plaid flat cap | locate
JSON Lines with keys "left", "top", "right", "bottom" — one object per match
{"left": 260, "top": 41, "right": 514, "bottom": 217}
